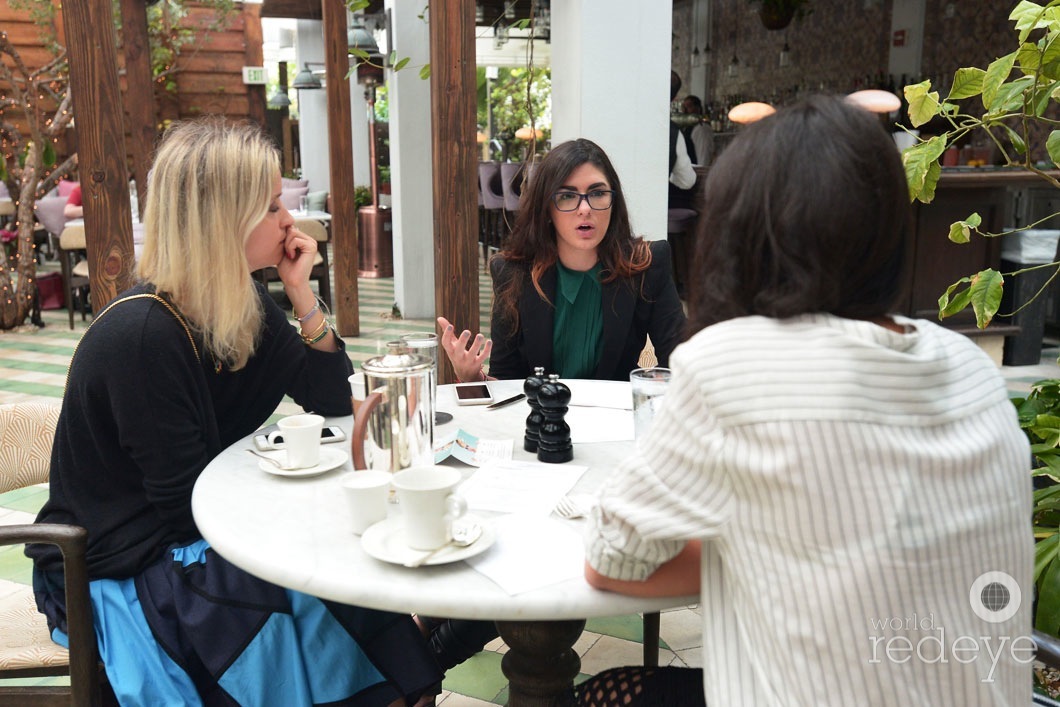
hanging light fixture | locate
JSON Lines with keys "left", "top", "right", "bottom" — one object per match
{"left": 727, "top": 53, "right": 739, "bottom": 78}
{"left": 347, "top": 21, "right": 380, "bottom": 55}
{"left": 291, "top": 63, "right": 322, "bottom": 90}
{"left": 268, "top": 90, "right": 292, "bottom": 108}
{"left": 504, "top": 1, "right": 516, "bottom": 20}
{"left": 494, "top": 22, "right": 510, "bottom": 49}
{"left": 779, "top": 42, "right": 791, "bottom": 67}
{"left": 475, "top": 2, "right": 485, "bottom": 23}
{"left": 692, "top": 46, "right": 702, "bottom": 68}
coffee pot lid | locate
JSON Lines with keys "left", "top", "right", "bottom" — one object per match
{"left": 362, "top": 341, "right": 433, "bottom": 377}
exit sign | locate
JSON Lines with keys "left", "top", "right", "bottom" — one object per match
{"left": 242, "top": 67, "right": 267, "bottom": 85}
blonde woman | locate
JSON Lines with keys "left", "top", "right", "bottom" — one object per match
{"left": 29, "top": 118, "right": 440, "bottom": 706}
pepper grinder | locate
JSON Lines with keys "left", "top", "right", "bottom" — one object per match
{"left": 536, "top": 374, "right": 573, "bottom": 464}
{"left": 523, "top": 366, "right": 546, "bottom": 452}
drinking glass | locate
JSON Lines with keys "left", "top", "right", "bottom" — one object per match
{"left": 630, "top": 367, "right": 672, "bottom": 441}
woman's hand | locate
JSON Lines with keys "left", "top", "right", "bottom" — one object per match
{"left": 437, "top": 316, "right": 492, "bottom": 382}
{"left": 276, "top": 225, "right": 318, "bottom": 289}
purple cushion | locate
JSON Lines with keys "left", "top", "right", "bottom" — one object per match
{"left": 282, "top": 178, "right": 309, "bottom": 189}
{"left": 280, "top": 186, "right": 310, "bottom": 210}
{"left": 57, "top": 180, "right": 79, "bottom": 198}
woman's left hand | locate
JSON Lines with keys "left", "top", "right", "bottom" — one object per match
{"left": 276, "top": 225, "right": 318, "bottom": 288}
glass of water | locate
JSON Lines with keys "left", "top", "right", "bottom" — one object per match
{"left": 630, "top": 367, "right": 672, "bottom": 441}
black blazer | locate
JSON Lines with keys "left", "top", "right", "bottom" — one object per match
{"left": 487, "top": 240, "right": 687, "bottom": 381}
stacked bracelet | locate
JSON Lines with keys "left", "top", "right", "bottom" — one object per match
{"left": 300, "top": 318, "right": 330, "bottom": 345}
{"left": 295, "top": 302, "right": 320, "bottom": 324}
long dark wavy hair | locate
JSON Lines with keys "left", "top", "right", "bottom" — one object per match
{"left": 493, "top": 138, "right": 652, "bottom": 329}
{"left": 687, "top": 95, "right": 912, "bottom": 334}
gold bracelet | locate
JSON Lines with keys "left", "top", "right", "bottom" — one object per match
{"left": 300, "top": 317, "right": 328, "bottom": 345}
{"left": 306, "top": 321, "right": 330, "bottom": 345}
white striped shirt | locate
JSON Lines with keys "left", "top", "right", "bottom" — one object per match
{"left": 587, "top": 313, "right": 1033, "bottom": 706}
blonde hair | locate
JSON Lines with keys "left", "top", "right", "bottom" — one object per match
{"left": 137, "top": 117, "right": 279, "bottom": 370}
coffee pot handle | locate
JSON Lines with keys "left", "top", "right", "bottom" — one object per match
{"left": 351, "top": 391, "right": 384, "bottom": 470}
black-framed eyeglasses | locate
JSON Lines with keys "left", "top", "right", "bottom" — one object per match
{"left": 551, "top": 190, "right": 614, "bottom": 212}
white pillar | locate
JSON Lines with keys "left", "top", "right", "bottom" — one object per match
{"left": 551, "top": 0, "right": 671, "bottom": 242}
{"left": 295, "top": 20, "right": 371, "bottom": 194}
{"left": 385, "top": 0, "right": 434, "bottom": 319}
{"left": 295, "top": 20, "right": 328, "bottom": 191}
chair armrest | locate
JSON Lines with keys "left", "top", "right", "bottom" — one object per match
{"left": 1036, "top": 629, "right": 1060, "bottom": 670}
{"left": 0, "top": 523, "right": 100, "bottom": 706}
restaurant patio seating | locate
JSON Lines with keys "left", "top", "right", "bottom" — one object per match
{"left": 57, "top": 225, "right": 91, "bottom": 330}
{"left": 478, "top": 162, "right": 506, "bottom": 268}
{"left": 0, "top": 401, "right": 108, "bottom": 706}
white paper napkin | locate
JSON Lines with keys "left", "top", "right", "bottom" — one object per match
{"left": 465, "top": 514, "right": 584, "bottom": 595}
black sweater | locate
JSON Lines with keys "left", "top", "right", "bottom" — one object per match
{"left": 29, "top": 283, "right": 354, "bottom": 579}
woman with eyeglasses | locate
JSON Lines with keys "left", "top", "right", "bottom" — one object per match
{"left": 438, "top": 138, "right": 686, "bottom": 383}
{"left": 426, "top": 139, "right": 686, "bottom": 671}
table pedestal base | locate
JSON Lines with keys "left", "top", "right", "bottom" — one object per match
{"left": 496, "top": 619, "right": 586, "bottom": 706}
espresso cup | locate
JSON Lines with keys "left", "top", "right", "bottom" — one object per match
{"left": 391, "top": 466, "right": 467, "bottom": 551}
{"left": 341, "top": 471, "right": 391, "bottom": 534}
{"left": 267, "top": 413, "right": 324, "bottom": 469}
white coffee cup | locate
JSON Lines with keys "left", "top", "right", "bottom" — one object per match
{"left": 392, "top": 466, "right": 467, "bottom": 551}
{"left": 267, "top": 413, "right": 324, "bottom": 469}
{"left": 349, "top": 372, "right": 367, "bottom": 416}
{"left": 341, "top": 471, "right": 391, "bottom": 534}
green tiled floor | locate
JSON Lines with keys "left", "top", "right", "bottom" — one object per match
{"left": 0, "top": 269, "right": 695, "bottom": 705}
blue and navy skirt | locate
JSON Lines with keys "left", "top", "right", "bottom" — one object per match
{"left": 34, "top": 539, "right": 441, "bottom": 706}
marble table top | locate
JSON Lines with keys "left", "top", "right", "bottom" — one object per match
{"left": 192, "top": 379, "right": 693, "bottom": 620}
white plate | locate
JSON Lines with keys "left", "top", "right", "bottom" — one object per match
{"left": 258, "top": 447, "right": 349, "bottom": 478}
{"left": 361, "top": 516, "right": 496, "bottom": 567}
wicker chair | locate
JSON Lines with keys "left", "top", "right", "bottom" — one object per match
{"left": 0, "top": 401, "right": 107, "bottom": 706}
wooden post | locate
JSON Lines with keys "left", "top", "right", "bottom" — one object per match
{"left": 62, "top": 0, "right": 135, "bottom": 314}
{"left": 430, "top": 0, "right": 480, "bottom": 384}
{"left": 119, "top": 0, "right": 156, "bottom": 219}
{"left": 244, "top": 4, "right": 266, "bottom": 127}
{"left": 322, "top": 0, "right": 359, "bottom": 336}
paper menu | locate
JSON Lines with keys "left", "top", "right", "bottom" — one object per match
{"left": 457, "top": 460, "right": 588, "bottom": 515}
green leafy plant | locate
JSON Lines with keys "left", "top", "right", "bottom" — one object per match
{"left": 902, "top": 1, "right": 1060, "bottom": 329}
{"left": 1014, "top": 380, "right": 1060, "bottom": 634}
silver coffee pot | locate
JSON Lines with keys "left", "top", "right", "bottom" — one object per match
{"left": 351, "top": 342, "right": 435, "bottom": 472}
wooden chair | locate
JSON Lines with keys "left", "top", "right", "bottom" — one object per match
{"left": 257, "top": 218, "right": 332, "bottom": 311}
{"left": 57, "top": 226, "right": 90, "bottom": 330}
{"left": 0, "top": 401, "right": 108, "bottom": 706}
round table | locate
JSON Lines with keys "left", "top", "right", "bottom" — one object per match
{"left": 192, "top": 379, "right": 693, "bottom": 705}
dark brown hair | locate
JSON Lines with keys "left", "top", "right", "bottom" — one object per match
{"left": 493, "top": 138, "right": 651, "bottom": 328}
{"left": 687, "top": 95, "right": 911, "bottom": 333}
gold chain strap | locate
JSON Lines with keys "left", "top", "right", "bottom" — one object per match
{"left": 65, "top": 293, "right": 200, "bottom": 388}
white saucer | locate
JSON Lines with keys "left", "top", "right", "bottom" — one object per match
{"left": 258, "top": 447, "right": 349, "bottom": 478}
{"left": 361, "top": 516, "right": 496, "bottom": 567}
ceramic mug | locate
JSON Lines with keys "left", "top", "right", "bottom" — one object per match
{"left": 391, "top": 466, "right": 467, "bottom": 551}
{"left": 341, "top": 470, "right": 391, "bottom": 534}
{"left": 267, "top": 413, "right": 324, "bottom": 469}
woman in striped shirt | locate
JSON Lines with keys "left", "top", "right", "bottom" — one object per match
{"left": 581, "top": 95, "right": 1033, "bottom": 706}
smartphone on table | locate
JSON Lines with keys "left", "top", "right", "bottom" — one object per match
{"left": 454, "top": 382, "right": 493, "bottom": 406}
{"left": 253, "top": 426, "right": 346, "bottom": 451}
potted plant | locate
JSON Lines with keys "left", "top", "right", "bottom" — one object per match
{"left": 750, "top": 0, "right": 812, "bottom": 31}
